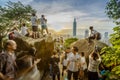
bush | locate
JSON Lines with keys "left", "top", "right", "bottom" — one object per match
{"left": 64, "top": 38, "right": 78, "bottom": 48}
{"left": 101, "top": 26, "right": 120, "bottom": 79}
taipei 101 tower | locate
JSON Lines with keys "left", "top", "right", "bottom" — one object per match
{"left": 73, "top": 18, "right": 77, "bottom": 36}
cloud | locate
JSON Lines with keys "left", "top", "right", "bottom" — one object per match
{"left": 0, "top": 0, "right": 115, "bottom": 34}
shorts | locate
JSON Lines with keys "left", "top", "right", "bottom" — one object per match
{"left": 63, "top": 66, "right": 67, "bottom": 70}
{"left": 41, "top": 24, "right": 47, "bottom": 29}
{"left": 32, "top": 26, "right": 38, "bottom": 32}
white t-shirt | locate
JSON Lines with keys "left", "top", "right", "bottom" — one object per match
{"left": 88, "top": 55, "right": 101, "bottom": 72}
{"left": 67, "top": 53, "right": 80, "bottom": 72}
{"left": 40, "top": 17, "right": 46, "bottom": 25}
{"left": 21, "top": 26, "right": 28, "bottom": 36}
{"left": 31, "top": 16, "right": 37, "bottom": 26}
{"left": 80, "top": 56, "right": 87, "bottom": 70}
{"left": 63, "top": 59, "right": 68, "bottom": 67}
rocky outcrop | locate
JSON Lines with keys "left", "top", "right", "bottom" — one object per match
{"left": 14, "top": 37, "right": 54, "bottom": 80}
{"left": 71, "top": 39, "right": 107, "bottom": 63}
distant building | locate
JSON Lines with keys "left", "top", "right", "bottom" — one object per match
{"left": 73, "top": 18, "right": 77, "bottom": 36}
{"left": 103, "top": 32, "right": 109, "bottom": 45}
{"left": 104, "top": 32, "right": 108, "bottom": 38}
{"left": 84, "top": 29, "right": 89, "bottom": 38}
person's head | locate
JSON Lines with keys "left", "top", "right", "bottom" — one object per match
{"left": 29, "top": 47, "right": 36, "bottom": 56}
{"left": 4, "top": 40, "right": 17, "bottom": 51}
{"left": 65, "top": 47, "right": 71, "bottom": 53}
{"left": 91, "top": 51, "right": 99, "bottom": 61}
{"left": 72, "top": 46, "right": 78, "bottom": 54}
{"left": 81, "top": 52, "right": 85, "bottom": 57}
{"left": 41, "top": 15, "right": 44, "bottom": 18}
{"left": 32, "top": 13, "right": 35, "bottom": 16}
{"left": 22, "top": 23, "right": 26, "bottom": 27}
{"left": 89, "top": 26, "right": 93, "bottom": 30}
{"left": 52, "top": 50, "right": 57, "bottom": 55}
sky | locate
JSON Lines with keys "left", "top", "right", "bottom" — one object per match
{"left": 0, "top": 0, "right": 116, "bottom": 34}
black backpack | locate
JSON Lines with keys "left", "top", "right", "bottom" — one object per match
{"left": 96, "top": 32, "right": 101, "bottom": 40}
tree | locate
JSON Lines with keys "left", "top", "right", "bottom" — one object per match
{"left": 101, "top": 26, "right": 120, "bottom": 79}
{"left": 101, "top": 0, "right": 120, "bottom": 79}
{"left": 0, "top": 1, "right": 36, "bottom": 52}
{"left": 0, "top": 1, "right": 36, "bottom": 28}
{"left": 106, "top": 0, "right": 120, "bottom": 25}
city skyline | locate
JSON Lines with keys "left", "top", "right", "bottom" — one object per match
{"left": 0, "top": 0, "right": 116, "bottom": 34}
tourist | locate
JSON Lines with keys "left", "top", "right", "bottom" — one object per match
{"left": 79, "top": 52, "right": 87, "bottom": 80}
{"left": 61, "top": 47, "right": 71, "bottom": 76}
{"left": 67, "top": 46, "right": 80, "bottom": 80}
{"left": 40, "top": 15, "right": 49, "bottom": 35}
{"left": 21, "top": 23, "right": 29, "bottom": 36}
{"left": 50, "top": 51, "right": 60, "bottom": 80}
{"left": 31, "top": 13, "right": 38, "bottom": 39}
{"left": 88, "top": 50, "right": 101, "bottom": 80}
{"left": 88, "top": 26, "right": 101, "bottom": 44}
{"left": 0, "top": 40, "right": 17, "bottom": 80}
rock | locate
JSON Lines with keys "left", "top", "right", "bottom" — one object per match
{"left": 71, "top": 39, "right": 107, "bottom": 63}
{"left": 14, "top": 37, "right": 54, "bottom": 80}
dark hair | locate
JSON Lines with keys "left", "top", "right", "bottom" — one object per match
{"left": 92, "top": 51, "right": 99, "bottom": 61}
{"left": 41, "top": 15, "right": 44, "bottom": 17}
{"left": 81, "top": 52, "right": 84, "bottom": 57}
{"left": 32, "top": 13, "right": 35, "bottom": 16}
{"left": 22, "top": 23, "right": 25, "bottom": 26}
{"left": 89, "top": 26, "right": 93, "bottom": 29}
{"left": 73, "top": 46, "right": 78, "bottom": 52}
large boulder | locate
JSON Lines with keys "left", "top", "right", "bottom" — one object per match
{"left": 14, "top": 37, "right": 54, "bottom": 80}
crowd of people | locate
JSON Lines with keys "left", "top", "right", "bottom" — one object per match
{"left": 0, "top": 11, "right": 105, "bottom": 80}
{"left": 49, "top": 45, "right": 103, "bottom": 80}
{"left": 8, "top": 13, "right": 49, "bottom": 40}
{"left": 48, "top": 26, "right": 104, "bottom": 80}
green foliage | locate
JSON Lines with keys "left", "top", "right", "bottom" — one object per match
{"left": 0, "top": 1, "right": 36, "bottom": 20}
{"left": 106, "top": 0, "right": 120, "bottom": 24}
{"left": 101, "top": 26, "right": 120, "bottom": 79}
{"left": 0, "top": 1, "right": 36, "bottom": 35}
{"left": 64, "top": 38, "right": 78, "bottom": 47}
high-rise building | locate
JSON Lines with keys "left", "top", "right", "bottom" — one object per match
{"left": 103, "top": 32, "right": 109, "bottom": 45}
{"left": 104, "top": 32, "right": 108, "bottom": 38}
{"left": 84, "top": 29, "right": 89, "bottom": 38}
{"left": 73, "top": 18, "right": 77, "bottom": 36}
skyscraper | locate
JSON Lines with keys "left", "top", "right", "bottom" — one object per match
{"left": 84, "top": 29, "right": 89, "bottom": 38}
{"left": 73, "top": 18, "right": 77, "bottom": 36}
{"left": 103, "top": 32, "right": 109, "bottom": 45}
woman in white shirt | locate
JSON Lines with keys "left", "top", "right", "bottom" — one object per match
{"left": 79, "top": 52, "right": 87, "bottom": 79}
{"left": 88, "top": 51, "right": 101, "bottom": 80}
{"left": 21, "top": 23, "right": 29, "bottom": 36}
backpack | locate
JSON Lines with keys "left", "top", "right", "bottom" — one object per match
{"left": 96, "top": 32, "right": 101, "bottom": 40}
